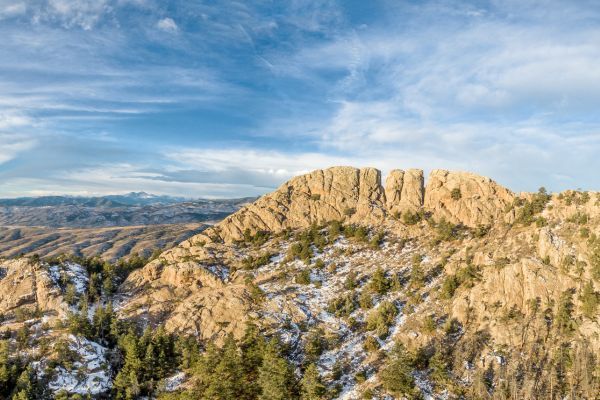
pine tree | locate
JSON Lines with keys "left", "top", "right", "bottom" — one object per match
{"left": 301, "top": 363, "right": 326, "bottom": 400}
{"left": 240, "top": 324, "right": 266, "bottom": 399}
{"left": 368, "top": 267, "right": 390, "bottom": 295}
{"left": 258, "top": 339, "right": 298, "bottom": 400}
{"left": 380, "top": 342, "right": 419, "bottom": 398}
{"left": 204, "top": 335, "right": 244, "bottom": 400}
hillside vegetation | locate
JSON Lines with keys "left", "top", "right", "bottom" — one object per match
{"left": 1, "top": 167, "right": 600, "bottom": 399}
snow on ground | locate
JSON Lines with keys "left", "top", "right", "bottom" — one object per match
{"left": 205, "top": 264, "right": 230, "bottom": 281}
{"left": 252, "top": 233, "right": 430, "bottom": 399}
{"left": 39, "top": 335, "right": 111, "bottom": 395}
{"left": 47, "top": 262, "right": 89, "bottom": 293}
{"left": 164, "top": 371, "right": 187, "bottom": 392}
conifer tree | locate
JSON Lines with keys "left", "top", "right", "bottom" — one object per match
{"left": 258, "top": 339, "right": 298, "bottom": 400}
{"left": 204, "top": 335, "right": 244, "bottom": 400}
{"left": 380, "top": 342, "right": 419, "bottom": 398}
{"left": 301, "top": 363, "right": 326, "bottom": 400}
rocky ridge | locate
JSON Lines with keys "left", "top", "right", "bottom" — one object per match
{"left": 3, "top": 166, "right": 600, "bottom": 399}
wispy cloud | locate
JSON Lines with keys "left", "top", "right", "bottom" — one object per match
{"left": 156, "top": 17, "right": 178, "bottom": 33}
{"left": 1, "top": 0, "right": 600, "bottom": 197}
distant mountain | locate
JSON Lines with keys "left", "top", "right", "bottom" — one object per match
{"left": 0, "top": 192, "right": 189, "bottom": 207}
{"left": 0, "top": 195, "right": 256, "bottom": 228}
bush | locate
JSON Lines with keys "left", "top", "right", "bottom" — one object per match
{"left": 326, "top": 293, "right": 357, "bottom": 318}
{"left": 368, "top": 267, "right": 390, "bottom": 295}
{"left": 515, "top": 187, "right": 551, "bottom": 225}
{"left": 579, "top": 281, "right": 598, "bottom": 319}
{"left": 344, "top": 271, "right": 358, "bottom": 290}
{"left": 366, "top": 301, "right": 398, "bottom": 339}
{"left": 343, "top": 207, "right": 356, "bottom": 216}
{"left": 451, "top": 188, "right": 462, "bottom": 200}
{"left": 359, "top": 291, "right": 373, "bottom": 309}
{"left": 369, "top": 231, "right": 385, "bottom": 249}
{"left": 363, "top": 336, "right": 380, "bottom": 353}
{"left": 295, "top": 269, "right": 311, "bottom": 285}
{"left": 328, "top": 220, "right": 342, "bottom": 239}
{"left": 402, "top": 210, "right": 422, "bottom": 225}
{"left": 435, "top": 218, "right": 461, "bottom": 241}
{"left": 242, "top": 253, "right": 272, "bottom": 270}
{"left": 310, "top": 194, "right": 321, "bottom": 200}
{"left": 344, "top": 224, "right": 368, "bottom": 242}
{"left": 241, "top": 229, "right": 270, "bottom": 246}
{"left": 440, "top": 275, "right": 459, "bottom": 299}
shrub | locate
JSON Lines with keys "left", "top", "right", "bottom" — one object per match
{"left": 310, "top": 194, "right": 321, "bottom": 201}
{"left": 328, "top": 220, "right": 342, "bottom": 239}
{"left": 344, "top": 271, "right": 358, "bottom": 290}
{"left": 363, "top": 336, "right": 380, "bottom": 353}
{"left": 344, "top": 224, "right": 368, "bottom": 242}
{"left": 402, "top": 210, "right": 421, "bottom": 225}
{"left": 422, "top": 315, "right": 436, "bottom": 334}
{"left": 380, "top": 343, "right": 417, "bottom": 398}
{"left": 343, "top": 207, "right": 356, "bottom": 216}
{"left": 369, "top": 231, "right": 384, "bottom": 249}
{"left": 326, "top": 293, "right": 357, "bottom": 318}
{"left": 580, "top": 281, "right": 598, "bottom": 319}
{"left": 359, "top": 291, "right": 373, "bottom": 309}
{"left": 241, "top": 229, "right": 270, "bottom": 246}
{"left": 435, "top": 218, "right": 461, "bottom": 241}
{"left": 515, "top": 187, "right": 551, "bottom": 225}
{"left": 366, "top": 301, "right": 398, "bottom": 339}
{"left": 451, "top": 188, "right": 462, "bottom": 200}
{"left": 440, "top": 275, "right": 459, "bottom": 299}
{"left": 295, "top": 269, "right": 311, "bottom": 285}
{"left": 242, "top": 253, "right": 272, "bottom": 270}
{"left": 368, "top": 267, "right": 390, "bottom": 295}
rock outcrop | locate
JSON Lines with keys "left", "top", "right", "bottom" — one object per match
{"left": 187, "top": 167, "right": 514, "bottom": 247}
{"left": 424, "top": 169, "right": 515, "bottom": 226}
{"left": 384, "top": 168, "right": 424, "bottom": 215}
{"left": 0, "top": 259, "right": 69, "bottom": 326}
{"left": 195, "top": 166, "right": 388, "bottom": 244}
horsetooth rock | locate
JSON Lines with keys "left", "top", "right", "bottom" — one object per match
{"left": 190, "top": 166, "right": 514, "bottom": 245}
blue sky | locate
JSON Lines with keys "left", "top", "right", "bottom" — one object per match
{"left": 1, "top": 0, "right": 600, "bottom": 198}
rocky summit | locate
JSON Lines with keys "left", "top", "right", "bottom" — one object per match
{"left": 2, "top": 166, "right": 600, "bottom": 399}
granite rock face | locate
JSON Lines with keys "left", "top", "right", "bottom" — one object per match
{"left": 196, "top": 166, "right": 513, "bottom": 246}
{"left": 424, "top": 169, "right": 515, "bottom": 227}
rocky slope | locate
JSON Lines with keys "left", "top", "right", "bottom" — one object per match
{"left": 2, "top": 166, "right": 600, "bottom": 399}
{"left": 114, "top": 166, "right": 600, "bottom": 398}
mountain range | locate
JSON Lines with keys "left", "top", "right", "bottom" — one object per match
{"left": 1, "top": 166, "right": 599, "bottom": 399}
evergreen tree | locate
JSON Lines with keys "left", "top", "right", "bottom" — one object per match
{"left": 204, "top": 335, "right": 244, "bottom": 400}
{"left": 240, "top": 324, "right": 266, "bottom": 399}
{"left": 380, "top": 342, "right": 420, "bottom": 398}
{"left": 301, "top": 363, "right": 326, "bottom": 400}
{"left": 258, "top": 339, "right": 298, "bottom": 400}
{"left": 368, "top": 267, "right": 390, "bottom": 295}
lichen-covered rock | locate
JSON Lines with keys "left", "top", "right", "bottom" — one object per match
{"left": 0, "top": 259, "right": 68, "bottom": 322}
{"left": 384, "top": 168, "right": 425, "bottom": 215}
{"left": 195, "top": 166, "right": 387, "bottom": 244}
{"left": 424, "top": 169, "right": 515, "bottom": 226}
{"left": 118, "top": 259, "right": 249, "bottom": 343}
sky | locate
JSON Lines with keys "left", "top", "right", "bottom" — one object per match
{"left": 1, "top": 0, "right": 600, "bottom": 198}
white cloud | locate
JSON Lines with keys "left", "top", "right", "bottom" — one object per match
{"left": 157, "top": 17, "right": 178, "bottom": 33}
{"left": 0, "top": 1, "right": 26, "bottom": 19}
{"left": 42, "top": 0, "right": 112, "bottom": 30}
{"left": 0, "top": 134, "right": 37, "bottom": 165}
